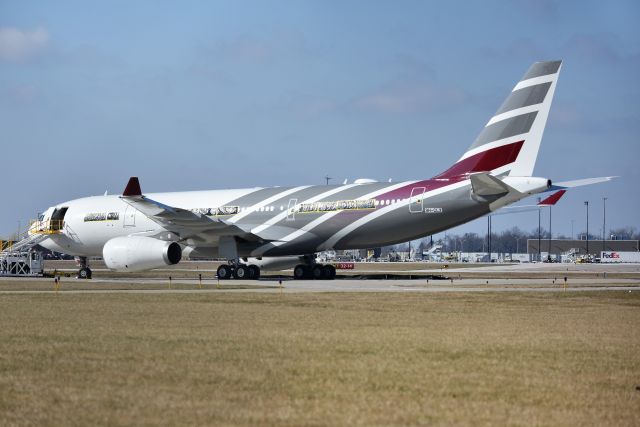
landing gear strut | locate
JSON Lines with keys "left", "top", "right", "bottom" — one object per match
{"left": 77, "top": 256, "right": 92, "bottom": 279}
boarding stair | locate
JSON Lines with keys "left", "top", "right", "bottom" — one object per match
{"left": 0, "top": 219, "right": 63, "bottom": 277}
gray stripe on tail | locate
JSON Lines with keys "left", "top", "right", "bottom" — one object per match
{"left": 521, "top": 60, "right": 562, "bottom": 81}
{"left": 495, "top": 82, "right": 551, "bottom": 116}
{"left": 470, "top": 111, "right": 537, "bottom": 150}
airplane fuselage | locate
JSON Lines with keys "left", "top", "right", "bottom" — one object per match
{"left": 39, "top": 176, "right": 494, "bottom": 259}
{"left": 34, "top": 60, "right": 569, "bottom": 272}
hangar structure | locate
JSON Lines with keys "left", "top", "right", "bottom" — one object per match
{"left": 527, "top": 239, "right": 639, "bottom": 259}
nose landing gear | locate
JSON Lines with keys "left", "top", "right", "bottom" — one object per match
{"left": 76, "top": 257, "right": 92, "bottom": 279}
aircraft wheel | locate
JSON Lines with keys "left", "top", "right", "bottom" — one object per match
{"left": 322, "top": 264, "right": 336, "bottom": 280}
{"left": 248, "top": 265, "right": 261, "bottom": 280}
{"left": 311, "top": 264, "right": 324, "bottom": 280}
{"left": 217, "top": 264, "right": 233, "bottom": 280}
{"left": 233, "top": 265, "right": 249, "bottom": 279}
{"left": 78, "top": 267, "right": 92, "bottom": 279}
{"left": 293, "top": 264, "right": 308, "bottom": 280}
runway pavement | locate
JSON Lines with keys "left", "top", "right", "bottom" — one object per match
{"left": 1, "top": 262, "right": 639, "bottom": 294}
{"left": 1, "top": 276, "right": 638, "bottom": 294}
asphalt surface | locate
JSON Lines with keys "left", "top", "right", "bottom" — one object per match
{"left": 1, "top": 263, "right": 639, "bottom": 294}
{"left": 0, "top": 277, "right": 638, "bottom": 294}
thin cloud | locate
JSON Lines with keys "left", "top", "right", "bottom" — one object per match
{"left": 198, "top": 31, "right": 308, "bottom": 65}
{"left": 562, "top": 33, "right": 624, "bottom": 63}
{"left": 477, "top": 38, "right": 548, "bottom": 61}
{"left": 353, "top": 79, "right": 469, "bottom": 114}
{"left": 284, "top": 93, "right": 337, "bottom": 117}
{"left": 0, "top": 27, "right": 49, "bottom": 62}
{"left": 4, "top": 83, "right": 42, "bottom": 105}
{"left": 515, "top": 0, "right": 560, "bottom": 19}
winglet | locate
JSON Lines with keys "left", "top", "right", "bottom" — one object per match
{"left": 538, "top": 189, "right": 566, "bottom": 206}
{"left": 123, "top": 177, "right": 142, "bottom": 197}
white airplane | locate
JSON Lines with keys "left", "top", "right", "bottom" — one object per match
{"left": 29, "top": 60, "right": 613, "bottom": 279}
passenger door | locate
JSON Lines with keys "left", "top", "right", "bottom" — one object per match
{"left": 123, "top": 205, "right": 136, "bottom": 227}
{"left": 409, "top": 187, "right": 425, "bottom": 213}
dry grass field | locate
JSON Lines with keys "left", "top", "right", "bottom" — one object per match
{"left": 1, "top": 291, "right": 639, "bottom": 426}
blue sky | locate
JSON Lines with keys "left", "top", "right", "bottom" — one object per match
{"left": 1, "top": 0, "right": 638, "bottom": 240}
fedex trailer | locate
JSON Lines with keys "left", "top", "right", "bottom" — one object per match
{"left": 600, "top": 251, "right": 640, "bottom": 263}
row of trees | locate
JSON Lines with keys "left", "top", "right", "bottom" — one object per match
{"left": 395, "top": 226, "right": 640, "bottom": 254}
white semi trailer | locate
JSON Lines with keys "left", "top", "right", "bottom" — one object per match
{"left": 600, "top": 251, "right": 640, "bottom": 263}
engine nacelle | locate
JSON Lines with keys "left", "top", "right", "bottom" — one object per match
{"left": 501, "top": 176, "right": 551, "bottom": 195}
{"left": 103, "top": 236, "right": 182, "bottom": 272}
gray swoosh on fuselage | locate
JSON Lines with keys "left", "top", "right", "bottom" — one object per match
{"left": 334, "top": 186, "right": 486, "bottom": 249}
{"left": 235, "top": 182, "right": 400, "bottom": 241}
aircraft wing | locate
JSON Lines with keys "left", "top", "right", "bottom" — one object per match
{"left": 119, "top": 177, "right": 255, "bottom": 240}
{"left": 491, "top": 189, "right": 566, "bottom": 216}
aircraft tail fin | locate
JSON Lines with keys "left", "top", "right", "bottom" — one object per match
{"left": 435, "top": 60, "right": 562, "bottom": 179}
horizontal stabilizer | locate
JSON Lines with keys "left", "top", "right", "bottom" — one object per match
{"left": 552, "top": 176, "right": 617, "bottom": 190}
{"left": 492, "top": 175, "right": 616, "bottom": 216}
{"left": 538, "top": 189, "right": 566, "bottom": 206}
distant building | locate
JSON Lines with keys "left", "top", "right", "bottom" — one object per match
{"left": 527, "top": 239, "right": 639, "bottom": 257}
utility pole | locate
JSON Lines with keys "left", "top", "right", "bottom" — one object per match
{"left": 548, "top": 205, "right": 552, "bottom": 262}
{"left": 537, "top": 198, "right": 541, "bottom": 262}
{"left": 571, "top": 219, "right": 575, "bottom": 240}
{"left": 603, "top": 197, "right": 607, "bottom": 254}
{"left": 487, "top": 215, "right": 492, "bottom": 262}
{"left": 584, "top": 201, "right": 589, "bottom": 255}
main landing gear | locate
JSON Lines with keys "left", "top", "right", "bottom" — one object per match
{"left": 216, "top": 263, "right": 261, "bottom": 280}
{"left": 76, "top": 256, "right": 92, "bottom": 279}
{"left": 293, "top": 264, "right": 336, "bottom": 280}
{"left": 215, "top": 261, "right": 336, "bottom": 280}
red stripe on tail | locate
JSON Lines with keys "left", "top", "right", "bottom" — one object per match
{"left": 435, "top": 140, "right": 524, "bottom": 179}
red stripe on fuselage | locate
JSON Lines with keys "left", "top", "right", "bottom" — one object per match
{"left": 372, "top": 140, "right": 524, "bottom": 202}
{"left": 374, "top": 176, "right": 464, "bottom": 203}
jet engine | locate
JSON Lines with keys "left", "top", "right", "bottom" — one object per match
{"left": 103, "top": 236, "right": 182, "bottom": 272}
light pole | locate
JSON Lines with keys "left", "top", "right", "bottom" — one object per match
{"left": 463, "top": 238, "right": 466, "bottom": 261}
{"left": 537, "top": 198, "right": 541, "bottom": 261}
{"left": 487, "top": 215, "right": 492, "bottom": 262}
{"left": 603, "top": 197, "right": 607, "bottom": 254}
{"left": 571, "top": 219, "right": 575, "bottom": 240}
{"left": 584, "top": 201, "right": 589, "bottom": 255}
{"left": 548, "top": 205, "right": 552, "bottom": 262}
